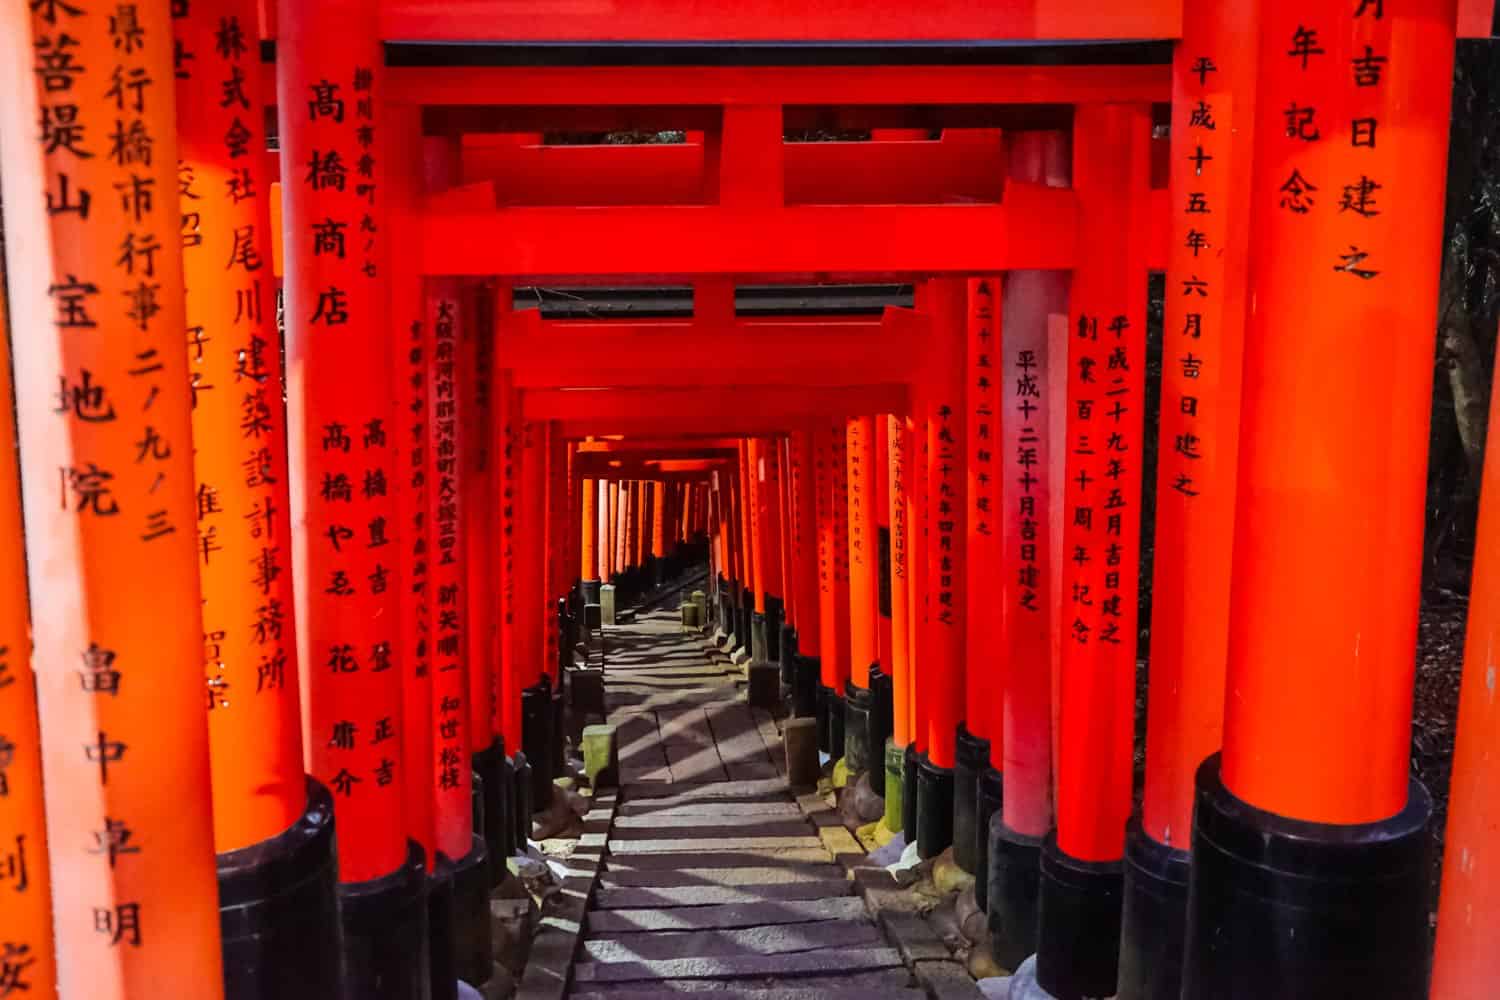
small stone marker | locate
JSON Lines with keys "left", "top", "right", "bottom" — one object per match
{"left": 600, "top": 585, "right": 617, "bottom": 626}
{"left": 583, "top": 724, "right": 620, "bottom": 789}
{"left": 785, "top": 717, "right": 819, "bottom": 788}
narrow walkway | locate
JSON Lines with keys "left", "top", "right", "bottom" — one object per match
{"left": 569, "top": 608, "right": 924, "bottom": 999}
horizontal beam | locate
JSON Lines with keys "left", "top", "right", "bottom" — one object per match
{"left": 576, "top": 437, "right": 744, "bottom": 453}
{"left": 463, "top": 131, "right": 1004, "bottom": 207}
{"left": 576, "top": 455, "right": 735, "bottom": 478}
{"left": 389, "top": 64, "right": 1171, "bottom": 108}
{"left": 378, "top": 2, "right": 1181, "bottom": 42}
{"left": 560, "top": 415, "right": 861, "bottom": 438}
{"left": 504, "top": 316, "right": 914, "bottom": 388}
{"left": 423, "top": 184, "right": 1076, "bottom": 278}
{"left": 525, "top": 384, "right": 909, "bottom": 424}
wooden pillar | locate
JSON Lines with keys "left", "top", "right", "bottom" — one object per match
{"left": 778, "top": 438, "right": 796, "bottom": 628}
{"left": 1186, "top": 4, "right": 1457, "bottom": 996}
{"left": 494, "top": 365, "right": 521, "bottom": 755}
{"left": 602, "top": 480, "right": 615, "bottom": 580}
{"left": 632, "top": 481, "right": 646, "bottom": 572}
{"left": 1433, "top": 321, "right": 1500, "bottom": 995}
{"left": 464, "top": 287, "right": 498, "bottom": 760}
{"left": 425, "top": 282, "right": 472, "bottom": 860}
{"left": 0, "top": 1, "right": 226, "bottom": 992}
{"left": 652, "top": 480, "right": 667, "bottom": 559}
{"left": 1037, "top": 102, "right": 1151, "bottom": 1000}
{"left": 762, "top": 449, "right": 785, "bottom": 604}
{"left": 875, "top": 418, "right": 894, "bottom": 689}
{"left": 0, "top": 240, "right": 56, "bottom": 1000}
{"left": 999, "top": 134, "right": 1070, "bottom": 847}
{"left": 580, "top": 479, "right": 598, "bottom": 584}
{"left": 965, "top": 279, "right": 1003, "bottom": 756}
{"left": 887, "top": 414, "right": 914, "bottom": 753}
{"left": 791, "top": 430, "right": 821, "bottom": 670}
{"left": 746, "top": 440, "right": 766, "bottom": 614}
{"left": 814, "top": 423, "right": 851, "bottom": 749}
{"left": 278, "top": 0, "right": 408, "bottom": 883}
{"left": 846, "top": 416, "right": 879, "bottom": 690}
{"left": 1120, "top": 7, "right": 1259, "bottom": 996}
{"left": 176, "top": 0, "right": 307, "bottom": 857}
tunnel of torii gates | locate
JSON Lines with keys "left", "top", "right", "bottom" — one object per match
{"left": 4, "top": 0, "right": 1500, "bottom": 999}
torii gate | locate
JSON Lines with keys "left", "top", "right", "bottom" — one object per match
{"left": 1, "top": 3, "right": 1498, "bottom": 1000}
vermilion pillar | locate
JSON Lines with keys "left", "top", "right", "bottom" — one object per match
{"left": 913, "top": 280, "right": 968, "bottom": 860}
{"left": 1433, "top": 323, "right": 1500, "bottom": 995}
{"left": 1185, "top": 4, "right": 1458, "bottom": 996}
{"left": 956, "top": 277, "right": 1002, "bottom": 876}
{"left": 844, "top": 416, "right": 878, "bottom": 775}
{"left": 277, "top": 0, "right": 426, "bottom": 989}
{"left": 991, "top": 129, "right": 1071, "bottom": 974}
{"left": 814, "top": 424, "right": 851, "bottom": 754}
{"left": 424, "top": 285, "right": 474, "bottom": 856}
{"left": 886, "top": 413, "right": 915, "bottom": 831}
{"left": 176, "top": 0, "right": 343, "bottom": 986}
{"left": 1121, "top": 8, "right": 1257, "bottom": 998}
{"left": 778, "top": 438, "right": 796, "bottom": 637}
{"left": 789, "top": 429, "right": 822, "bottom": 719}
{"left": 596, "top": 479, "right": 609, "bottom": 584}
{"left": 494, "top": 365, "right": 522, "bottom": 772}
{"left": 1037, "top": 103, "right": 1151, "bottom": 1000}
{"left": 761, "top": 441, "right": 787, "bottom": 670}
{"left": 874, "top": 418, "right": 894, "bottom": 690}
{"left": 580, "top": 478, "right": 599, "bottom": 602}
{"left": 0, "top": 1, "right": 226, "bottom": 993}
{"left": 177, "top": 0, "right": 307, "bottom": 856}
{"left": 632, "top": 481, "right": 646, "bottom": 574}
{"left": 515, "top": 414, "right": 555, "bottom": 814}
{"left": 0, "top": 260, "right": 55, "bottom": 1000}
{"left": 464, "top": 290, "right": 499, "bottom": 762}
{"left": 426, "top": 284, "right": 494, "bottom": 990}
{"left": 603, "top": 481, "right": 617, "bottom": 581}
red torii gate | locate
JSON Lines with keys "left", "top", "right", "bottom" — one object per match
{"left": 1, "top": 2, "right": 1497, "bottom": 999}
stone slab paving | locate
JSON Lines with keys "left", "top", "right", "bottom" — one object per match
{"left": 564, "top": 607, "right": 925, "bottom": 1000}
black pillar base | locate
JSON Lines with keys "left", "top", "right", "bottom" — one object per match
{"left": 1118, "top": 818, "right": 1189, "bottom": 1000}
{"left": 828, "top": 687, "right": 847, "bottom": 761}
{"left": 815, "top": 684, "right": 832, "bottom": 754}
{"left": 765, "top": 595, "right": 784, "bottom": 665}
{"left": 868, "top": 665, "right": 892, "bottom": 797}
{"left": 780, "top": 624, "right": 798, "bottom": 686}
{"left": 339, "top": 840, "right": 430, "bottom": 1000}
{"left": 521, "top": 680, "right": 554, "bottom": 811}
{"left": 451, "top": 835, "right": 494, "bottom": 989}
{"left": 472, "top": 737, "right": 507, "bottom": 886}
{"left": 916, "top": 752, "right": 954, "bottom": 860}
{"left": 428, "top": 856, "right": 457, "bottom": 1000}
{"left": 512, "top": 752, "right": 533, "bottom": 849}
{"left": 739, "top": 588, "right": 754, "bottom": 654}
{"left": 579, "top": 578, "right": 602, "bottom": 606}
{"left": 1036, "top": 833, "right": 1123, "bottom": 1000}
{"left": 1183, "top": 755, "right": 1432, "bottom": 1000}
{"left": 218, "top": 777, "right": 341, "bottom": 1000}
{"left": 975, "top": 765, "right": 1003, "bottom": 911}
{"left": 750, "top": 611, "right": 768, "bottom": 664}
{"left": 953, "top": 723, "right": 990, "bottom": 873}
{"left": 550, "top": 680, "right": 566, "bottom": 778}
{"left": 794, "top": 654, "right": 819, "bottom": 718}
{"left": 902, "top": 743, "right": 919, "bottom": 841}
{"left": 988, "top": 819, "right": 1043, "bottom": 971}
{"left": 844, "top": 681, "right": 872, "bottom": 773}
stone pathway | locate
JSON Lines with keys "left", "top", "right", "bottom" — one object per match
{"left": 569, "top": 608, "right": 925, "bottom": 999}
